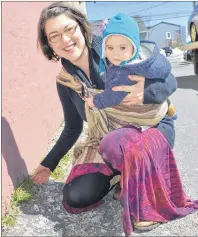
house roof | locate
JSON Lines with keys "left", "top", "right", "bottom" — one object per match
{"left": 148, "top": 21, "right": 181, "bottom": 29}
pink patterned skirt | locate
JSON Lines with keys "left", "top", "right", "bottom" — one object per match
{"left": 63, "top": 127, "right": 198, "bottom": 237}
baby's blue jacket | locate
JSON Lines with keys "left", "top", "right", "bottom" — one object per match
{"left": 93, "top": 40, "right": 175, "bottom": 109}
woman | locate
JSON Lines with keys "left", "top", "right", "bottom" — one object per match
{"left": 32, "top": 2, "right": 197, "bottom": 236}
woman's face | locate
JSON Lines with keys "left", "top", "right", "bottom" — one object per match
{"left": 45, "top": 14, "right": 86, "bottom": 62}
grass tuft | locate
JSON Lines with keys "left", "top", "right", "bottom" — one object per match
{"left": 12, "top": 177, "right": 34, "bottom": 205}
{"left": 2, "top": 215, "right": 16, "bottom": 227}
{"left": 51, "top": 152, "right": 72, "bottom": 180}
{"left": 2, "top": 176, "right": 35, "bottom": 229}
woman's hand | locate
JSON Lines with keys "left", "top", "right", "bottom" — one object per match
{"left": 112, "top": 75, "right": 145, "bottom": 105}
{"left": 84, "top": 96, "right": 94, "bottom": 108}
{"left": 32, "top": 164, "right": 51, "bottom": 184}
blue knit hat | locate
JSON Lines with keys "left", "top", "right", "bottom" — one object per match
{"left": 99, "top": 13, "right": 140, "bottom": 73}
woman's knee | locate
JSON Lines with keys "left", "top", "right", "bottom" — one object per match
{"left": 62, "top": 173, "right": 111, "bottom": 208}
{"left": 99, "top": 128, "right": 134, "bottom": 158}
{"left": 99, "top": 129, "right": 122, "bottom": 156}
{"left": 62, "top": 182, "right": 83, "bottom": 208}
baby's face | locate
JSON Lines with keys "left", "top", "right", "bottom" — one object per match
{"left": 105, "top": 35, "right": 134, "bottom": 66}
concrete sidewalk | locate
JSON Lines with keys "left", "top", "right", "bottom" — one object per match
{"left": 2, "top": 175, "right": 198, "bottom": 236}
{"left": 2, "top": 122, "right": 198, "bottom": 237}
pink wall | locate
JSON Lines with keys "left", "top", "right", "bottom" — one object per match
{"left": 2, "top": 2, "right": 63, "bottom": 214}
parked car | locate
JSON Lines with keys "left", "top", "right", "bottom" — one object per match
{"left": 160, "top": 48, "right": 166, "bottom": 57}
{"left": 188, "top": 4, "right": 198, "bottom": 42}
{"left": 188, "top": 4, "right": 198, "bottom": 74}
{"left": 162, "top": 47, "right": 173, "bottom": 56}
{"left": 183, "top": 50, "right": 194, "bottom": 62}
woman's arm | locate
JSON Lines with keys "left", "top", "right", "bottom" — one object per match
{"left": 40, "top": 82, "right": 83, "bottom": 172}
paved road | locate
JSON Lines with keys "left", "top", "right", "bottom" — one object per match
{"left": 170, "top": 61, "right": 198, "bottom": 201}
{"left": 3, "top": 61, "right": 198, "bottom": 237}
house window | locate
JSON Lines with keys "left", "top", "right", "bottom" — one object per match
{"left": 166, "top": 32, "right": 171, "bottom": 39}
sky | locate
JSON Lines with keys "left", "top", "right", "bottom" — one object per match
{"left": 86, "top": 1, "right": 196, "bottom": 30}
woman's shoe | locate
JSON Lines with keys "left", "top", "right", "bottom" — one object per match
{"left": 133, "top": 220, "right": 161, "bottom": 231}
{"left": 113, "top": 182, "right": 121, "bottom": 200}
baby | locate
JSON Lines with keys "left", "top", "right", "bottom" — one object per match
{"left": 85, "top": 13, "right": 177, "bottom": 119}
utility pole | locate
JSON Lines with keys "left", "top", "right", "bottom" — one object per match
{"left": 193, "top": 1, "right": 196, "bottom": 9}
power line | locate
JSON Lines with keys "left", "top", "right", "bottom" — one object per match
{"left": 90, "top": 11, "right": 191, "bottom": 22}
{"left": 91, "top": 3, "right": 168, "bottom": 20}
{"left": 137, "top": 14, "right": 190, "bottom": 23}
{"left": 134, "top": 11, "right": 191, "bottom": 18}
{"left": 89, "top": 2, "right": 169, "bottom": 21}
{"left": 127, "top": 2, "right": 168, "bottom": 15}
{"left": 89, "top": 2, "right": 191, "bottom": 23}
{"left": 90, "top": 2, "right": 144, "bottom": 6}
{"left": 92, "top": 14, "right": 190, "bottom": 27}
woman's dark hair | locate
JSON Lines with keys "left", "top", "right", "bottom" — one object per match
{"left": 37, "top": 2, "right": 92, "bottom": 62}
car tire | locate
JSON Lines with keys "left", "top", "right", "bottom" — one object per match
{"left": 190, "top": 23, "right": 198, "bottom": 42}
{"left": 193, "top": 50, "right": 198, "bottom": 75}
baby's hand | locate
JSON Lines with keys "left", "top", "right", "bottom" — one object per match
{"left": 85, "top": 96, "right": 94, "bottom": 108}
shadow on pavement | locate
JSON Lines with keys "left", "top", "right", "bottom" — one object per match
{"left": 16, "top": 179, "right": 197, "bottom": 237}
{"left": 176, "top": 75, "right": 198, "bottom": 91}
{"left": 16, "top": 180, "right": 123, "bottom": 236}
{"left": 2, "top": 117, "right": 28, "bottom": 188}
